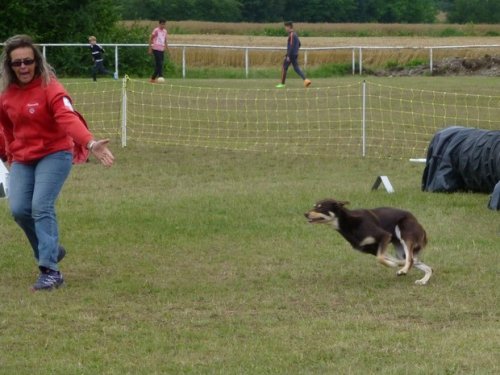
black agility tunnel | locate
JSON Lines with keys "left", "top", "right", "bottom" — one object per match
{"left": 421, "top": 126, "right": 500, "bottom": 210}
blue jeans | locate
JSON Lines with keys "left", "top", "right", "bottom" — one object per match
{"left": 8, "top": 151, "right": 72, "bottom": 271}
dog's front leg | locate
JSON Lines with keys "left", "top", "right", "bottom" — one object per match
{"left": 413, "top": 259, "right": 432, "bottom": 285}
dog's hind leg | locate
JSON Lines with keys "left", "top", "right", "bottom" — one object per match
{"left": 413, "top": 259, "right": 432, "bottom": 285}
{"left": 394, "top": 225, "right": 413, "bottom": 276}
{"left": 383, "top": 243, "right": 406, "bottom": 266}
{"left": 376, "top": 233, "right": 398, "bottom": 267}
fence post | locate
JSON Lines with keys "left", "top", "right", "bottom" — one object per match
{"left": 182, "top": 46, "right": 186, "bottom": 79}
{"left": 362, "top": 80, "right": 367, "bottom": 157}
{"left": 429, "top": 48, "right": 433, "bottom": 74}
{"left": 304, "top": 50, "right": 308, "bottom": 71}
{"left": 114, "top": 45, "right": 119, "bottom": 79}
{"left": 121, "top": 76, "right": 128, "bottom": 147}
{"left": 359, "top": 47, "right": 363, "bottom": 75}
{"left": 245, "top": 48, "right": 249, "bottom": 78}
{"left": 352, "top": 48, "right": 356, "bottom": 75}
{"left": 43, "top": 45, "right": 46, "bottom": 58}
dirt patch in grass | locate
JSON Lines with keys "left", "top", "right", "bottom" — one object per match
{"left": 375, "top": 54, "right": 500, "bottom": 76}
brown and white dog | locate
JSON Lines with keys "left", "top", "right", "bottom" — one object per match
{"left": 304, "top": 199, "right": 432, "bottom": 285}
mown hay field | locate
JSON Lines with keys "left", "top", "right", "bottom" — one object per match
{"left": 123, "top": 20, "right": 500, "bottom": 37}
{"left": 161, "top": 34, "right": 500, "bottom": 69}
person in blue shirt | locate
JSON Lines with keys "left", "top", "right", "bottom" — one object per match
{"left": 276, "top": 21, "right": 311, "bottom": 88}
{"left": 88, "top": 36, "right": 115, "bottom": 81}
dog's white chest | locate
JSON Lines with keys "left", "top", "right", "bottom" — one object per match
{"left": 329, "top": 212, "right": 339, "bottom": 230}
{"left": 359, "top": 236, "right": 377, "bottom": 246}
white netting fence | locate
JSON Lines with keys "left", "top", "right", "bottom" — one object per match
{"left": 365, "top": 82, "right": 500, "bottom": 158}
{"left": 65, "top": 78, "right": 500, "bottom": 158}
{"left": 64, "top": 80, "right": 123, "bottom": 139}
{"left": 124, "top": 79, "right": 364, "bottom": 156}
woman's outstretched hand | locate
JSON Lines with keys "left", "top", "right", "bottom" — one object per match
{"left": 91, "top": 139, "right": 114, "bottom": 167}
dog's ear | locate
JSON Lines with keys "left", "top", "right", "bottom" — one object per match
{"left": 330, "top": 200, "right": 349, "bottom": 207}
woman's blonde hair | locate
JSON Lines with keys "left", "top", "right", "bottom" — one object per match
{"left": 0, "top": 34, "right": 55, "bottom": 92}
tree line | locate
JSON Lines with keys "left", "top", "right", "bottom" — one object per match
{"left": 120, "top": 0, "right": 437, "bottom": 23}
{"left": 119, "top": 0, "right": 499, "bottom": 24}
{"left": 1, "top": 0, "right": 498, "bottom": 78}
{"left": 1, "top": 1, "right": 499, "bottom": 43}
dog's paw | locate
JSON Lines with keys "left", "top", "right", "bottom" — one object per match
{"left": 414, "top": 279, "right": 428, "bottom": 286}
{"left": 396, "top": 269, "right": 407, "bottom": 276}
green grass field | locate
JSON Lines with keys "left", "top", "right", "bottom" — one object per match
{"left": 0, "top": 77, "right": 498, "bottom": 374}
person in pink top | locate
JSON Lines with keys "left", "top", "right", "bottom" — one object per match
{"left": 148, "top": 19, "right": 169, "bottom": 83}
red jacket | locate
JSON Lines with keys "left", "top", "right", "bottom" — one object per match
{"left": 0, "top": 76, "right": 92, "bottom": 164}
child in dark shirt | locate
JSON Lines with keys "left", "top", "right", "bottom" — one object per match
{"left": 88, "top": 36, "right": 115, "bottom": 81}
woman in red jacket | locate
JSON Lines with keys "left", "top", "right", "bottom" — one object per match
{"left": 0, "top": 35, "right": 114, "bottom": 291}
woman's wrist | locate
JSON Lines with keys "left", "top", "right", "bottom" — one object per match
{"left": 87, "top": 140, "right": 97, "bottom": 151}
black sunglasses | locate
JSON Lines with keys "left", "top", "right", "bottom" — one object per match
{"left": 10, "top": 58, "right": 35, "bottom": 67}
